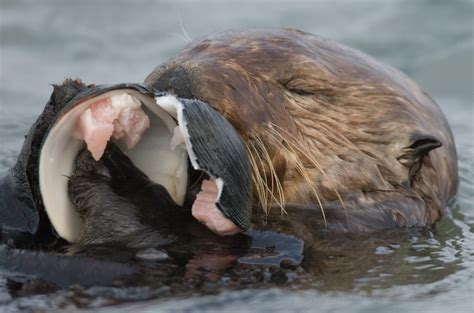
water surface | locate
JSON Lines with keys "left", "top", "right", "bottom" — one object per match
{"left": 0, "top": 0, "right": 473, "bottom": 312}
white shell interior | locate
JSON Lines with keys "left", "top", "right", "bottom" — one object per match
{"left": 39, "top": 90, "right": 188, "bottom": 243}
{"left": 156, "top": 95, "right": 224, "bottom": 200}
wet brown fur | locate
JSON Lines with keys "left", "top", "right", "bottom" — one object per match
{"left": 145, "top": 29, "right": 458, "bottom": 232}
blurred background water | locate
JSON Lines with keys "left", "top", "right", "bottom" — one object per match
{"left": 0, "top": 0, "right": 473, "bottom": 312}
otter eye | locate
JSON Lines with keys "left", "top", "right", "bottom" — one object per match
{"left": 278, "top": 77, "right": 314, "bottom": 96}
{"left": 287, "top": 87, "right": 313, "bottom": 96}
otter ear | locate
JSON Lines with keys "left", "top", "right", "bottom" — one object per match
{"left": 398, "top": 134, "right": 442, "bottom": 175}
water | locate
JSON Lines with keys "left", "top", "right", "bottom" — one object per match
{"left": 0, "top": 0, "right": 473, "bottom": 312}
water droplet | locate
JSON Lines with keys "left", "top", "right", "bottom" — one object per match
{"left": 375, "top": 246, "right": 394, "bottom": 255}
{"left": 135, "top": 248, "right": 169, "bottom": 261}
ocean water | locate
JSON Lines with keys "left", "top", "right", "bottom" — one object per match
{"left": 0, "top": 0, "right": 473, "bottom": 312}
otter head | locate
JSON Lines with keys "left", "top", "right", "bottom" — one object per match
{"left": 145, "top": 29, "right": 456, "bottom": 230}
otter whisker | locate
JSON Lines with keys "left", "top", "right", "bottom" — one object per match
{"left": 177, "top": 13, "right": 192, "bottom": 43}
{"left": 246, "top": 141, "right": 269, "bottom": 213}
{"left": 188, "top": 171, "right": 206, "bottom": 191}
{"left": 253, "top": 140, "right": 270, "bottom": 213}
{"left": 247, "top": 138, "right": 287, "bottom": 215}
{"left": 262, "top": 126, "right": 327, "bottom": 228}
{"left": 254, "top": 134, "right": 287, "bottom": 215}
{"left": 303, "top": 141, "right": 349, "bottom": 225}
{"left": 285, "top": 141, "right": 328, "bottom": 228}
{"left": 267, "top": 123, "right": 348, "bottom": 222}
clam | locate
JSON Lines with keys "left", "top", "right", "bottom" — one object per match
{"left": 0, "top": 80, "right": 252, "bottom": 243}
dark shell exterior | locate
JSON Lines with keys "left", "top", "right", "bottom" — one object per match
{"left": 0, "top": 81, "right": 154, "bottom": 242}
{"left": 178, "top": 98, "right": 253, "bottom": 231}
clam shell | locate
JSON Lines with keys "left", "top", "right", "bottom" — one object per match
{"left": 156, "top": 94, "right": 252, "bottom": 231}
{"left": 0, "top": 83, "right": 189, "bottom": 243}
{"left": 0, "top": 81, "right": 252, "bottom": 244}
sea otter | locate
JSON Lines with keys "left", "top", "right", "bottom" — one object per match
{"left": 144, "top": 28, "right": 458, "bottom": 233}
{"left": 0, "top": 29, "right": 458, "bottom": 246}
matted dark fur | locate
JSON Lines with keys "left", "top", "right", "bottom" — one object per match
{"left": 68, "top": 144, "right": 185, "bottom": 247}
{"left": 145, "top": 28, "right": 458, "bottom": 232}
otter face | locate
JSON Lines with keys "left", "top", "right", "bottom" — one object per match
{"left": 145, "top": 29, "right": 456, "bottom": 231}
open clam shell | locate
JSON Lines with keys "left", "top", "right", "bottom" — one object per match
{"left": 0, "top": 81, "right": 252, "bottom": 243}
{"left": 40, "top": 86, "right": 189, "bottom": 242}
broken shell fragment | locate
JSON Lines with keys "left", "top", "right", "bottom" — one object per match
{"left": 156, "top": 95, "right": 253, "bottom": 232}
